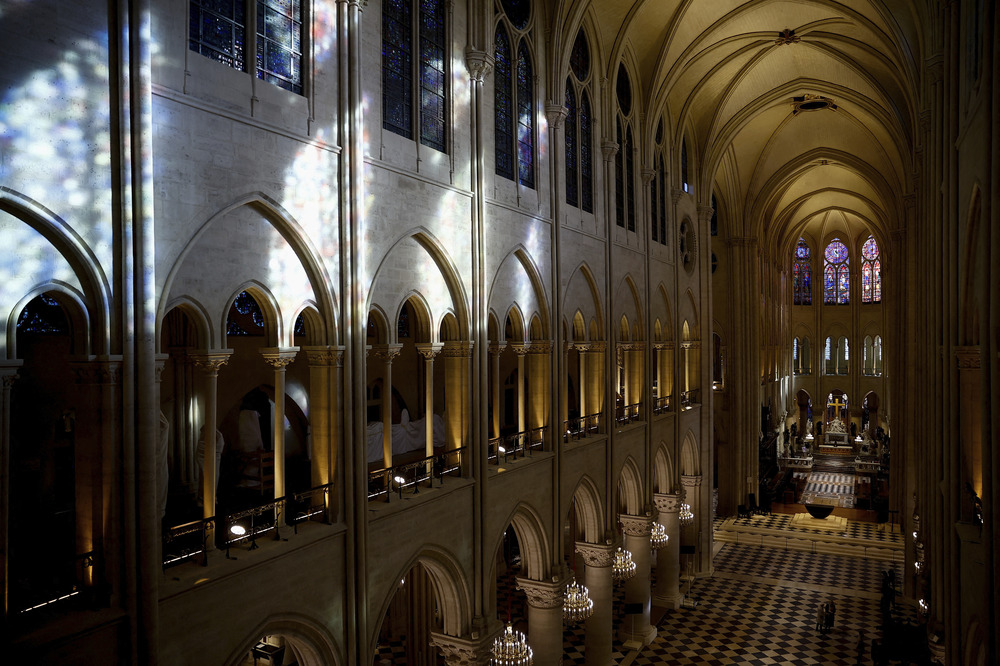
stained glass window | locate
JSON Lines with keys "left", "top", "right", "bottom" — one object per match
{"left": 650, "top": 156, "right": 658, "bottom": 243}
{"left": 616, "top": 64, "right": 632, "bottom": 116}
{"left": 681, "top": 139, "right": 689, "bottom": 193}
{"left": 228, "top": 291, "right": 265, "bottom": 336}
{"left": 494, "top": 25, "right": 514, "bottom": 180}
{"left": 580, "top": 91, "right": 593, "bottom": 213}
{"left": 500, "top": 0, "right": 530, "bottom": 30}
{"left": 294, "top": 314, "right": 306, "bottom": 337}
{"left": 515, "top": 42, "right": 534, "bottom": 187}
{"left": 190, "top": 0, "right": 247, "bottom": 70}
{"left": 615, "top": 119, "right": 624, "bottom": 228}
{"left": 256, "top": 0, "right": 302, "bottom": 94}
{"left": 570, "top": 29, "right": 589, "bottom": 81}
{"left": 565, "top": 81, "right": 577, "bottom": 208}
{"left": 793, "top": 238, "right": 811, "bottom": 305}
{"left": 383, "top": 0, "right": 413, "bottom": 138}
{"left": 625, "top": 126, "right": 635, "bottom": 232}
{"left": 710, "top": 193, "right": 718, "bottom": 236}
{"left": 861, "top": 235, "right": 880, "bottom": 303}
{"left": 419, "top": 0, "right": 446, "bottom": 151}
{"left": 658, "top": 154, "right": 666, "bottom": 245}
{"left": 824, "top": 239, "right": 849, "bottom": 304}
{"left": 16, "top": 294, "right": 68, "bottom": 335}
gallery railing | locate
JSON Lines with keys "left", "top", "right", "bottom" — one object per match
{"left": 488, "top": 427, "right": 546, "bottom": 463}
{"left": 223, "top": 499, "right": 286, "bottom": 551}
{"left": 162, "top": 518, "right": 213, "bottom": 569}
{"left": 680, "top": 389, "right": 700, "bottom": 408}
{"left": 367, "top": 447, "right": 465, "bottom": 502}
{"left": 615, "top": 402, "right": 642, "bottom": 425}
{"left": 653, "top": 396, "right": 672, "bottom": 414}
{"left": 14, "top": 550, "right": 95, "bottom": 617}
{"left": 290, "top": 482, "right": 334, "bottom": 530}
{"left": 562, "top": 412, "right": 602, "bottom": 442}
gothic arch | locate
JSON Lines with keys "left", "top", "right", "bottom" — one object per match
{"left": 490, "top": 245, "right": 551, "bottom": 340}
{"left": 680, "top": 431, "right": 700, "bottom": 476}
{"left": 225, "top": 613, "right": 341, "bottom": 666}
{"left": 6, "top": 282, "right": 91, "bottom": 360}
{"left": 567, "top": 475, "right": 604, "bottom": 544}
{"left": 614, "top": 274, "right": 644, "bottom": 336}
{"left": 653, "top": 443, "right": 675, "bottom": 494}
{"left": 563, "top": 261, "right": 604, "bottom": 340}
{"left": 291, "top": 302, "right": 326, "bottom": 342}
{"left": 493, "top": 503, "right": 552, "bottom": 581}
{"left": 616, "top": 456, "right": 643, "bottom": 516}
{"left": 159, "top": 296, "right": 213, "bottom": 351}
{"left": 223, "top": 281, "right": 282, "bottom": 347}
{"left": 159, "top": 192, "right": 338, "bottom": 348}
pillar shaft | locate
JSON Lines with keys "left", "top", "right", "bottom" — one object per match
{"left": 619, "top": 514, "right": 656, "bottom": 646}
{"left": 417, "top": 344, "right": 444, "bottom": 458}
{"left": 191, "top": 351, "right": 231, "bottom": 550}
{"left": 516, "top": 577, "right": 565, "bottom": 666}
{"left": 489, "top": 344, "right": 504, "bottom": 439}
{"left": 1, "top": 364, "right": 22, "bottom": 617}
{"left": 577, "top": 542, "right": 614, "bottom": 666}
{"left": 653, "top": 492, "right": 683, "bottom": 608}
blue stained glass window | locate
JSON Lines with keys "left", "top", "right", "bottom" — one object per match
{"left": 570, "top": 29, "right": 589, "bottom": 81}
{"left": 383, "top": 0, "right": 413, "bottom": 139}
{"left": 615, "top": 119, "right": 624, "bottom": 228}
{"left": 494, "top": 25, "right": 514, "bottom": 180}
{"left": 793, "top": 238, "right": 811, "bottom": 305}
{"left": 500, "top": 0, "right": 531, "bottom": 30}
{"left": 861, "top": 235, "right": 880, "bottom": 303}
{"left": 580, "top": 91, "right": 593, "bottom": 213}
{"left": 228, "top": 320, "right": 248, "bottom": 336}
{"left": 190, "top": 0, "right": 247, "bottom": 70}
{"left": 658, "top": 155, "right": 666, "bottom": 244}
{"left": 681, "top": 139, "right": 690, "bottom": 192}
{"left": 256, "top": 0, "right": 302, "bottom": 94}
{"left": 823, "top": 239, "right": 850, "bottom": 304}
{"left": 16, "top": 295, "right": 68, "bottom": 335}
{"left": 516, "top": 40, "right": 534, "bottom": 188}
{"left": 625, "top": 126, "right": 635, "bottom": 232}
{"left": 651, "top": 157, "right": 658, "bottom": 243}
{"left": 419, "top": 0, "right": 446, "bottom": 151}
{"left": 565, "top": 81, "right": 578, "bottom": 207}
{"left": 294, "top": 314, "right": 306, "bottom": 337}
{"left": 229, "top": 291, "right": 265, "bottom": 335}
{"left": 616, "top": 64, "right": 631, "bottom": 116}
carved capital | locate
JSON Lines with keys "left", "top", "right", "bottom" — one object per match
{"left": 619, "top": 513, "right": 654, "bottom": 537}
{"left": 154, "top": 353, "right": 170, "bottom": 383}
{"left": 189, "top": 350, "right": 233, "bottom": 376}
{"left": 416, "top": 342, "right": 445, "bottom": 361}
{"left": 546, "top": 103, "right": 568, "bottom": 128}
{"left": 954, "top": 346, "right": 981, "bottom": 369}
{"left": 653, "top": 492, "right": 682, "bottom": 514}
{"left": 681, "top": 474, "right": 702, "bottom": 488}
{"left": 260, "top": 347, "right": 299, "bottom": 369}
{"left": 516, "top": 577, "right": 565, "bottom": 609}
{"left": 464, "top": 48, "right": 494, "bottom": 83}
{"left": 72, "top": 357, "right": 124, "bottom": 385}
{"left": 1, "top": 372, "right": 19, "bottom": 390}
{"left": 641, "top": 167, "right": 655, "bottom": 185}
{"left": 429, "top": 631, "right": 494, "bottom": 666}
{"left": 697, "top": 204, "right": 714, "bottom": 222}
{"left": 587, "top": 340, "right": 606, "bottom": 353}
{"left": 574, "top": 342, "right": 593, "bottom": 353}
{"left": 441, "top": 341, "right": 473, "bottom": 358}
{"left": 302, "top": 345, "right": 344, "bottom": 367}
{"left": 368, "top": 344, "right": 404, "bottom": 364}
{"left": 488, "top": 342, "right": 507, "bottom": 356}
{"left": 510, "top": 343, "right": 530, "bottom": 357}
{"left": 601, "top": 140, "right": 619, "bottom": 162}
{"left": 671, "top": 189, "right": 683, "bottom": 205}
{"left": 575, "top": 542, "right": 615, "bottom": 568}
{"left": 527, "top": 340, "right": 552, "bottom": 355}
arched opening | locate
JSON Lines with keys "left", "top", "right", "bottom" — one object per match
{"left": 374, "top": 562, "right": 448, "bottom": 665}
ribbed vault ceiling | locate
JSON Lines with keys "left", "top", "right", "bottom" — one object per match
{"left": 564, "top": 0, "right": 923, "bottom": 252}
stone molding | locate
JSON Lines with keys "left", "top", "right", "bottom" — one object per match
{"left": 464, "top": 49, "right": 494, "bottom": 83}
{"left": 189, "top": 350, "right": 233, "bottom": 376}
{"left": 671, "top": 189, "right": 683, "bottom": 205}
{"left": 441, "top": 341, "right": 473, "bottom": 358}
{"left": 302, "top": 345, "right": 345, "bottom": 367}
{"left": 416, "top": 342, "right": 445, "bottom": 360}
{"left": 545, "top": 103, "right": 568, "bottom": 128}
{"left": 516, "top": 577, "right": 566, "bottom": 609}
{"left": 72, "top": 357, "right": 125, "bottom": 385}
{"left": 641, "top": 168, "right": 655, "bottom": 185}
{"left": 488, "top": 342, "right": 507, "bottom": 355}
{"left": 510, "top": 343, "right": 530, "bottom": 357}
{"left": 954, "top": 346, "right": 981, "bottom": 369}
{"left": 619, "top": 513, "right": 654, "bottom": 537}
{"left": 367, "top": 344, "right": 404, "bottom": 363}
{"left": 260, "top": 347, "right": 299, "bottom": 369}
{"left": 527, "top": 341, "right": 553, "bottom": 355}
{"left": 575, "top": 541, "right": 615, "bottom": 568}
{"left": 429, "top": 631, "right": 494, "bottom": 666}
{"left": 681, "top": 475, "right": 702, "bottom": 489}
{"left": 601, "top": 140, "right": 619, "bottom": 161}
{"left": 653, "top": 492, "right": 682, "bottom": 514}
{"left": 697, "top": 204, "right": 714, "bottom": 222}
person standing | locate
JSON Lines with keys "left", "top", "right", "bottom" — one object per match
{"left": 816, "top": 604, "right": 825, "bottom": 632}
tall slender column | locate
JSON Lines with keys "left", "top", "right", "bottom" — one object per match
{"left": 576, "top": 542, "right": 615, "bottom": 666}
{"left": 628, "top": 343, "right": 644, "bottom": 416}
{"left": 489, "top": 343, "right": 505, "bottom": 438}
{"left": 261, "top": 348, "right": 298, "bottom": 518}
{"left": 516, "top": 577, "right": 566, "bottom": 666}
{"left": 0, "top": 363, "right": 22, "bottom": 618}
{"left": 577, "top": 344, "right": 589, "bottom": 419}
{"left": 190, "top": 351, "right": 231, "bottom": 550}
{"left": 512, "top": 343, "right": 528, "bottom": 434}
{"left": 588, "top": 342, "right": 605, "bottom": 430}
{"left": 369, "top": 345, "right": 403, "bottom": 468}
{"left": 528, "top": 341, "right": 551, "bottom": 442}
{"left": 653, "top": 492, "right": 683, "bottom": 608}
{"left": 442, "top": 342, "right": 472, "bottom": 451}
{"left": 417, "top": 344, "right": 444, "bottom": 456}
{"left": 303, "top": 346, "right": 335, "bottom": 498}
{"left": 619, "top": 514, "right": 656, "bottom": 646}
{"left": 681, "top": 475, "right": 708, "bottom": 574}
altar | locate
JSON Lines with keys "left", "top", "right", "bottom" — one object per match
{"left": 823, "top": 417, "right": 852, "bottom": 450}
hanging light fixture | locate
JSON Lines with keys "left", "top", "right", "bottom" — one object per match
{"left": 563, "top": 577, "right": 594, "bottom": 624}
{"left": 679, "top": 503, "right": 694, "bottom": 527}
{"left": 492, "top": 623, "right": 533, "bottom": 666}
{"left": 611, "top": 546, "right": 636, "bottom": 583}
{"left": 650, "top": 522, "right": 669, "bottom": 550}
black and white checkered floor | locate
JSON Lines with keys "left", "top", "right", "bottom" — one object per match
{"left": 717, "top": 513, "right": 903, "bottom": 544}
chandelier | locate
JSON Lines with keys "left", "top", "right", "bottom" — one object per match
{"left": 679, "top": 503, "right": 694, "bottom": 527}
{"left": 611, "top": 546, "right": 636, "bottom": 583}
{"left": 492, "top": 623, "right": 533, "bottom": 666}
{"left": 563, "top": 577, "right": 594, "bottom": 624}
{"left": 650, "top": 522, "right": 669, "bottom": 550}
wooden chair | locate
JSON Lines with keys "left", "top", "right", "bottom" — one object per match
{"left": 256, "top": 450, "right": 275, "bottom": 496}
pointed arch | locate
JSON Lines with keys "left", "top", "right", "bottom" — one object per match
{"left": 224, "top": 281, "right": 283, "bottom": 347}
{"left": 7, "top": 282, "right": 92, "bottom": 360}
{"left": 493, "top": 503, "right": 552, "bottom": 582}
{"left": 563, "top": 261, "right": 604, "bottom": 340}
{"left": 680, "top": 430, "right": 699, "bottom": 476}
{"left": 616, "top": 456, "right": 643, "bottom": 516}
{"left": 653, "top": 443, "right": 675, "bottom": 495}
{"left": 225, "top": 613, "right": 342, "bottom": 666}
{"left": 568, "top": 475, "right": 604, "bottom": 544}
{"left": 490, "top": 245, "right": 551, "bottom": 340}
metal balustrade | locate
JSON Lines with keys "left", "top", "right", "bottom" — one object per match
{"left": 367, "top": 448, "right": 465, "bottom": 501}
{"left": 653, "top": 396, "right": 672, "bottom": 414}
{"left": 615, "top": 402, "right": 642, "bottom": 425}
{"left": 562, "top": 412, "right": 602, "bottom": 441}
{"left": 488, "top": 428, "right": 546, "bottom": 463}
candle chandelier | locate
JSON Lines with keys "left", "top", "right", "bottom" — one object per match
{"left": 650, "top": 522, "right": 668, "bottom": 550}
{"left": 563, "top": 577, "right": 594, "bottom": 624}
{"left": 679, "top": 503, "right": 694, "bottom": 527}
{"left": 611, "top": 546, "right": 636, "bottom": 583}
{"left": 492, "top": 623, "right": 533, "bottom": 666}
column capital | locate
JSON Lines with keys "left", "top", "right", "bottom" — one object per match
{"left": 641, "top": 167, "right": 655, "bottom": 185}
{"left": 260, "top": 347, "right": 299, "bottom": 369}
{"left": 697, "top": 204, "right": 714, "bottom": 222}
{"left": 441, "top": 341, "right": 473, "bottom": 358}
{"left": 575, "top": 541, "right": 615, "bottom": 567}
{"left": 429, "top": 631, "right": 495, "bottom": 666}
{"left": 516, "top": 577, "right": 566, "bottom": 609}
{"left": 680, "top": 474, "right": 702, "bottom": 488}
{"left": 671, "top": 188, "right": 684, "bottom": 205}
{"left": 464, "top": 48, "right": 494, "bottom": 83}
{"left": 653, "top": 492, "right": 683, "bottom": 514}
{"left": 71, "top": 355, "right": 125, "bottom": 384}
{"left": 416, "top": 342, "right": 445, "bottom": 360}
{"left": 302, "top": 345, "right": 345, "bottom": 366}
{"left": 651, "top": 341, "right": 671, "bottom": 351}
{"left": 488, "top": 342, "right": 507, "bottom": 356}
{"left": 510, "top": 342, "right": 530, "bottom": 357}
{"left": 954, "top": 346, "right": 981, "bottom": 369}
{"left": 587, "top": 340, "right": 606, "bottom": 353}
{"left": 545, "top": 103, "right": 568, "bottom": 128}
{"left": 189, "top": 350, "right": 233, "bottom": 376}
{"left": 527, "top": 340, "right": 553, "bottom": 355}
{"left": 368, "top": 343, "right": 404, "bottom": 363}
{"left": 601, "top": 140, "right": 619, "bottom": 162}
{"left": 574, "top": 342, "right": 593, "bottom": 353}
{"left": 619, "top": 513, "right": 654, "bottom": 537}
{"left": 0, "top": 362, "right": 22, "bottom": 389}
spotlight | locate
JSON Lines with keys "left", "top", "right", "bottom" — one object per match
{"left": 230, "top": 524, "right": 247, "bottom": 537}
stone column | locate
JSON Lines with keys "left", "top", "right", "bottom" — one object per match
{"left": 681, "top": 475, "right": 709, "bottom": 574}
{"left": 577, "top": 344, "right": 590, "bottom": 420}
{"left": 512, "top": 343, "right": 528, "bottom": 435}
{"left": 489, "top": 343, "right": 506, "bottom": 438}
{"left": 261, "top": 348, "right": 298, "bottom": 518}
{"left": 0, "top": 363, "right": 22, "bottom": 617}
{"left": 588, "top": 342, "right": 606, "bottom": 430}
{"left": 516, "top": 577, "right": 566, "bottom": 666}
{"left": 442, "top": 342, "right": 471, "bottom": 451}
{"left": 653, "top": 492, "right": 683, "bottom": 608}
{"left": 369, "top": 344, "right": 403, "bottom": 468}
{"left": 303, "top": 346, "right": 342, "bottom": 520}
{"left": 190, "top": 351, "right": 231, "bottom": 550}
{"left": 429, "top": 631, "right": 496, "bottom": 666}
{"left": 628, "top": 343, "right": 644, "bottom": 417}
{"left": 576, "top": 542, "right": 615, "bottom": 666}
{"left": 619, "top": 514, "right": 656, "bottom": 646}
{"left": 528, "top": 341, "right": 552, "bottom": 442}
{"left": 416, "top": 343, "right": 444, "bottom": 457}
